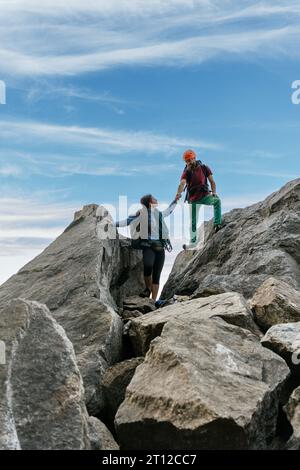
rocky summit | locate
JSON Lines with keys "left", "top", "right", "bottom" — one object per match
{"left": 162, "top": 178, "right": 300, "bottom": 300}
{"left": 1, "top": 179, "right": 300, "bottom": 450}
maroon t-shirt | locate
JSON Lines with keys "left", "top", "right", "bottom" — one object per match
{"left": 181, "top": 164, "right": 212, "bottom": 202}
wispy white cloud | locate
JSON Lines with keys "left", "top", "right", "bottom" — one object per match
{"left": 0, "top": 148, "right": 182, "bottom": 179}
{"left": 250, "top": 150, "right": 282, "bottom": 160}
{"left": 0, "top": 27, "right": 298, "bottom": 77}
{"left": 221, "top": 193, "right": 270, "bottom": 211}
{"left": 0, "top": 119, "right": 220, "bottom": 157}
{"left": 0, "top": 227, "right": 65, "bottom": 239}
{"left": 0, "top": 119, "right": 219, "bottom": 179}
{"left": 230, "top": 168, "right": 299, "bottom": 179}
{"left": 26, "top": 83, "right": 129, "bottom": 105}
{"left": 57, "top": 163, "right": 178, "bottom": 177}
{"left": 0, "top": 197, "right": 76, "bottom": 223}
{"left": 0, "top": 1, "right": 300, "bottom": 76}
{"left": 0, "top": 165, "right": 22, "bottom": 177}
{"left": 0, "top": 194, "right": 78, "bottom": 284}
{"left": 24, "top": 81, "right": 133, "bottom": 114}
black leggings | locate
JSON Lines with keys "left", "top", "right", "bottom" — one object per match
{"left": 143, "top": 248, "right": 165, "bottom": 284}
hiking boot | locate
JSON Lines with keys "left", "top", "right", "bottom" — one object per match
{"left": 183, "top": 242, "right": 198, "bottom": 250}
{"left": 214, "top": 223, "right": 225, "bottom": 234}
{"left": 155, "top": 299, "right": 167, "bottom": 309}
{"left": 139, "top": 287, "right": 151, "bottom": 298}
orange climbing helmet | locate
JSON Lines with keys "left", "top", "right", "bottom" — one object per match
{"left": 183, "top": 149, "right": 197, "bottom": 162}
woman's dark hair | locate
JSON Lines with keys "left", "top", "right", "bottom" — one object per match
{"left": 140, "top": 194, "right": 152, "bottom": 209}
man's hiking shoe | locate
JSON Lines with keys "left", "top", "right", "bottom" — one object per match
{"left": 139, "top": 287, "right": 151, "bottom": 298}
{"left": 155, "top": 299, "right": 167, "bottom": 309}
{"left": 183, "top": 242, "right": 198, "bottom": 250}
{"left": 214, "top": 223, "right": 225, "bottom": 234}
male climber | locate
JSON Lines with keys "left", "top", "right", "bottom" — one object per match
{"left": 176, "top": 149, "right": 223, "bottom": 249}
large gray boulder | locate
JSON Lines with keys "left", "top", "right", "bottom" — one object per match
{"left": 251, "top": 277, "right": 300, "bottom": 330}
{"left": 88, "top": 417, "right": 119, "bottom": 450}
{"left": 162, "top": 179, "right": 300, "bottom": 300}
{"left": 122, "top": 296, "right": 156, "bottom": 315}
{"left": 0, "top": 204, "right": 144, "bottom": 414}
{"left": 129, "top": 292, "right": 261, "bottom": 356}
{"left": 0, "top": 299, "right": 90, "bottom": 450}
{"left": 121, "top": 309, "right": 144, "bottom": 322}
{"left": 285, "top": 387, "right": 300, "bottom": 450}
{"left": 102, "top": 357, "right": 144, "bottom": 425}
{"left": 116, "top": 316, "right": 289, "bottom": 450}
{"left": 261, "top": 322, "right": 300, "bottom": 376}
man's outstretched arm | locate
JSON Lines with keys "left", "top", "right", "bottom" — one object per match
{"left": 176, "top": 178, "right": 186, "bottom": 200}
{"left": 208, "top": 174, "right": 217, "bottom": 196}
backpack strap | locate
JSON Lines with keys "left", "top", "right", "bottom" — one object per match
{"left": 159, "top": 212, "right": 162, "bottom": 240}
{"left": 185, "top": 160, "right": 204, "bottom": 183}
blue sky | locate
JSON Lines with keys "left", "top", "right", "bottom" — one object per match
{"left": 0, "top": 0, "right": 300, "bottom": 286}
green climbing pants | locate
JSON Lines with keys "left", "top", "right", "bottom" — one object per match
{"left": 189, "top": 195, "right": 222, "bottom": 243}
